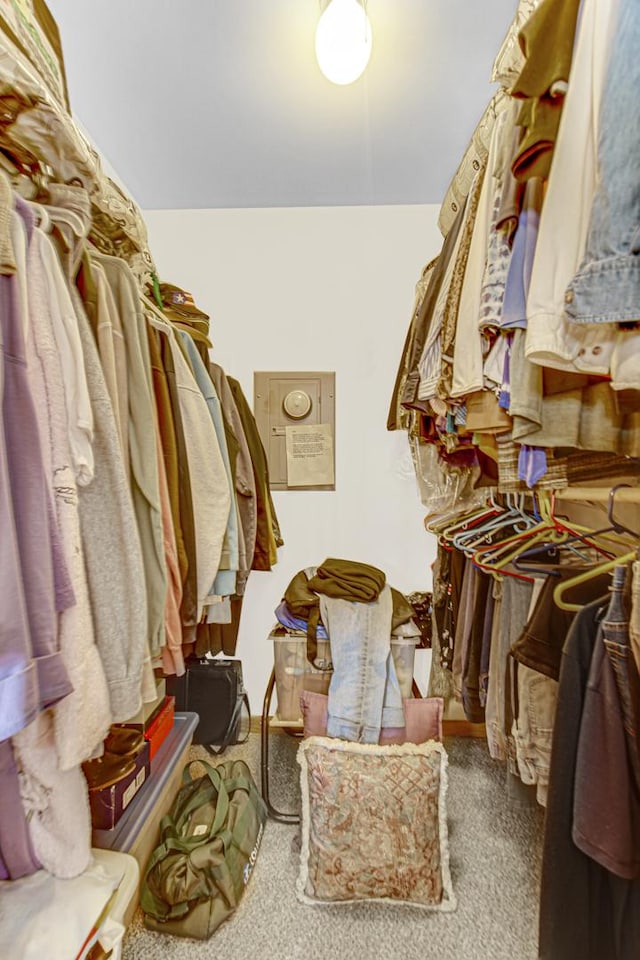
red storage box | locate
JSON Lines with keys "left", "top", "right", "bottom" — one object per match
{"left": 143, "top": 696, "right": 175, "bottom": 761}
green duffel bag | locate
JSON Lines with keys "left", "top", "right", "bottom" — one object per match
{"left": 140, "top": 758, "right": 267, "bottom": 940}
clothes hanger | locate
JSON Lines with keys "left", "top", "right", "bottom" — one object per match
{"left": 468, "top": 501, "right": 550, "bottom": 582}
{"left": 470, "top": 517, "right": 568, "bottom": 575}
{"left": 512, "top": 489, "right": 622, "bottom": 573}
{"left": 438, "top": 498, "right": 505, "bottom": 544}
{"left": 44, "top": 203, "right": 87, "bottom": 239}
{"left": 424, "top": 495, "right": 504, "bottom": 554}
{"left": 513, "top": 526, "right": 616, "bottom": 573}
{"left": 467, "top": 491, "right": 587, "bottom": 573}
{"left": 552, "top": 486, "right": 640, "bottom": 611}
{"left": 476, "top": 521, "right": 565, "bottom": 565}
{"left": 424, "top": 490, "right": 499, "bottom": 537}
{"left": 27, "top": 197, "right": 87, "bottom": 247}
{"left": 552, "top": 550, "right": 637, "bottom": 611}
{"left": 471, "top": 548, "right": 535, "bottom": 583}
{"left": 600, "top": 483, "right": 640, "bottom": 539}
{"left": 452, "top": 493, "right": 536, "bottom": 552}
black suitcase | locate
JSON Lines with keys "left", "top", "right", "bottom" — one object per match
{"left": 166, "top": 658, "right": 250, "bottom": 755}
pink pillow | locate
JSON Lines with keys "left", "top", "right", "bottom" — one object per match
{"left": 299, "top": 690, "right": 443, "bottom": 744}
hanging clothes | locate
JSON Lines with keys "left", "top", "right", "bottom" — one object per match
{"left": 210, "top": 361, "right": 257, "bottom": 594}
{"left": 12, "top": 712, "right": 92, "bottom": 880}
{"left": 153, "top": 409, "right": 183, "bottom": 677}
{"left": 228, "top": 375, "right": 283, "bottom": 571}
{"left": 147, "top": 323, "right": 199, "bottom": 635}
{"left": 147, "top": 313, "right": 230, "bottom": 625}
{"left": 81, "top": 256, "right": 129, "bottom": 470}
{"left": 15, "top": 199, "right": 112, "bottom": 768}
{"left": 0, "top": 221, "right": 73, "bottom": 727}
{"left": 540, "top": 597, "right": 640, "bottom": 960}
{"left": 0, "top": 741, "right": 40, "bottom": 880}
{"left": 89, "top": 250, "right": 167, "bottom": 665}
{"left": 572, "top": 567, "right": 640, "bottom": 880}
{"left": 524, "top": 0, "right": 619, "bottom": 375}
{"left": 53, "top": 203, "right": 155, "bottom": 723}
{"left": 508, "top": 0, "right": 581, "bottom": 182}
{"left": 179, "top": 332, "right": 239, "bottom": 599}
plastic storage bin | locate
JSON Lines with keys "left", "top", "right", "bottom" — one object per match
{"left": 272, "top": 630, "right": 417, "bottom": 720}
{"left": 273, "top": 632, "right": 333, "bottom": 721}
{"left": 0, "top": 848, "right": 139, "bottom": 960}
{"left": 390, "top": 636, "right": 418, "bottom": 699}
{"left": 91, "top": 848, "right": 139, "bottom": 958}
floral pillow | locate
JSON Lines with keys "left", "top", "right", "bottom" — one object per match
{"left": 296, "top": 737, "right": 456, "bottom": 911}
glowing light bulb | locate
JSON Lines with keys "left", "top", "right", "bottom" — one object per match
{"left": 315, "top": 0, "right": 372, "bottom": 86}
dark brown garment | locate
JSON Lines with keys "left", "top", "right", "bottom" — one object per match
{"left": 148, "top": 325, "right": 198, "bottom": 631}
{"left": 228, "top": 376, "right": 283, "bottom": 571}
{"left": 387, "top": 258, "right": 437, "bottom": 430}
{"left": 511, "top": 566, "right": 611, "bottom": 681}
{"left": 510, "top": 0, "right": 582, "bottom": 182}
{"left": 462, "top": 569, "right": 491, "bottom": 723}
{"left": 147, "top": 326, "right": 187, "bottom": 584}
{"left": 496, "top": 124, "right": 526, "bottom": 231}
{"left": 307, "top": 558, "right": 386, "bottom": 603}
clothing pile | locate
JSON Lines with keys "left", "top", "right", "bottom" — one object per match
{"left": 276, "top": 560, "right": 418, "bottom": 743}
{"left": 389, "top": 0, "right": 640, "bottom": 500}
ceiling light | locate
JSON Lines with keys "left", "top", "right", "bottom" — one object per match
{"left": 315, "top": 0, "right": 372, "bottom": 86}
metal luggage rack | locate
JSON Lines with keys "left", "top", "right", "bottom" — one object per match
{"left": 260, "top": 666, "right": 303, "bottom": 824}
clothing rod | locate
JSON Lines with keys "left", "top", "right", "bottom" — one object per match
{"left": 551, "top": 486, "right": 640, "bottom": 503}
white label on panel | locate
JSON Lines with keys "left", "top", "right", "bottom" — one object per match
{"left": 285, "top": 423, "right": 334, "bottom": 487}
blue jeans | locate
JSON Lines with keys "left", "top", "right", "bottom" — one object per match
{"left": 566, "top": 0, "right": 640, "bottom": 323}
{"left": 321, "top": 586, "right": 404, "bottom": 743}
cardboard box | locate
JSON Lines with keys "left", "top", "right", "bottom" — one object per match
{"left": 143, "top": 696, "right": 175, "bottom": 761}
{"left": 88, "top": 742, "right": 150, "bottom": 831}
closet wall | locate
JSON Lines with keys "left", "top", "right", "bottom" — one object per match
{"left": 145, "top": 203, "right": 442, "bottom": 708}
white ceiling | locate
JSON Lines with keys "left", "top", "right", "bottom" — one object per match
{"left": 47, "top": 0, "right": 516, "bottom": 210}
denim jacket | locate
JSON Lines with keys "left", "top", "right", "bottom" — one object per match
{"left": 565, "top": 0, "right": 640, "bottom": 324}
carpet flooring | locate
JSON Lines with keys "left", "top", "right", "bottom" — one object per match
{"left": 122, "top": 733, "right": 544, "bottom": 960}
